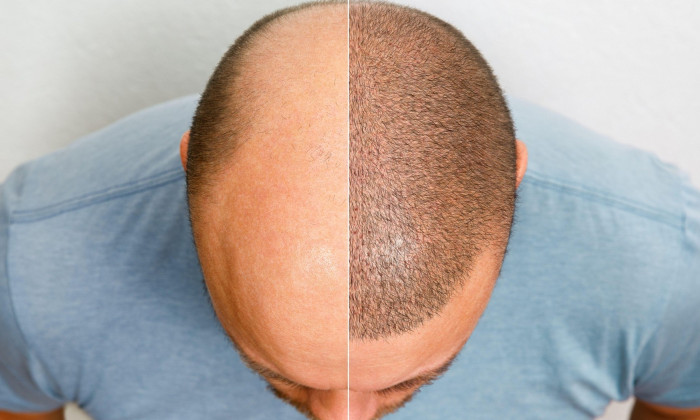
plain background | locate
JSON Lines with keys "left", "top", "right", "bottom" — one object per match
{"left": 1, "top": 1, "right": 698, "bottom": 419}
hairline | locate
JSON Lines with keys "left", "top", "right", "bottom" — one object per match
{"left": 185, "top": 0, "right": 346, "bottom": 208}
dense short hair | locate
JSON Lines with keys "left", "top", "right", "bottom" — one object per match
{"left": 185, "top": 0, "right": 343, "bottom": 214}
{"left": 349, "top": 1, "right": 517, "bottom": 339}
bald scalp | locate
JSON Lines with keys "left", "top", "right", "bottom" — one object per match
{"left": 186, "top": 0, "right": 345, "bottom": 216}
{"left": 349, "top": 1, "right": 517, "bottom": 340}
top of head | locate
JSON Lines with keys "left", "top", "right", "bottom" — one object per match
{"left": 185, "top": 0, "right": 517, "bottom": 344}
{"left": 348, "top": 1, "right": 516, "bottom": 340}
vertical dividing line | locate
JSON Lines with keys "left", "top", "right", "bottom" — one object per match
{"left": 346, "top": 1, "right": 351, "bottom": 419}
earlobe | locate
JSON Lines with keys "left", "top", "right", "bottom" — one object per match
{"left": 515, "top": 139, "right": 528, "bottom": 189}
{"left": 180, "top": 130, "right": 190, "bottom": 172}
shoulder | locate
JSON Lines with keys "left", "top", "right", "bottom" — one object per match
{"left": 508, "top": 95, "right": 687, "bottom": 230}
{"left": 0, "top": 95, "right": 205, "bottom": 406}
{"left": 504, "top": 95, "right": 696, "bottom": 339}
{"left": 487, "top": 98, "right": 700, "bottom": 408}
{"left": 505, "top": 97, "right": 693, "bottom": 303}
{"left": 2, "top": 94, "right": 200, "bottom": 223}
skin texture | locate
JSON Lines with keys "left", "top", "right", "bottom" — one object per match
{"left": 179, "top": 4, "right": 532, "bottom": 420}
{"left": 631, "top": 400, "right": 700, "bottom": 420}
{"left": 184, "top": 5, "right": 351, "bottom": 419}
{"left": 0, "top": 409, "right": 64, "bottom": 420}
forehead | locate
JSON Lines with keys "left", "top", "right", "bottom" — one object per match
{"left": 196, "top": 8, "right": 350, "bottom": 389}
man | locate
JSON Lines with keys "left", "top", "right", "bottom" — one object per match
{"left": 1, "top": 2, "right": 699, "bottom": 420}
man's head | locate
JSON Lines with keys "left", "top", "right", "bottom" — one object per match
{"left": 347, "top": 3, "right": 526, "bottom": 417}
{"left": 182, "top": 1, "right": 350, "bottom": 418}
{"left": 180, "top": 1, "right": 527, "bottom": 419}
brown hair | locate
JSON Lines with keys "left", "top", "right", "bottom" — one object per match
{"left": 349, "top": 1, "right": 517, "bottom": 339}
{"left": 185, "top": 0, "right": 517, "bottom": 341}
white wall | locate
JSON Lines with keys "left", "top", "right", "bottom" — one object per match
{"left": 402, "top": 0, "right": 700, "bottom": 187}
{"left": 2, "top": 1, "right": 698, "bottom": 419}
{"left": 0, "top": 0, "right": 302, "bottom": 181}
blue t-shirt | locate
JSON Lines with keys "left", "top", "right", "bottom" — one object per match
{"left": 1, "top": 95, "right": 698, "bottom": 419}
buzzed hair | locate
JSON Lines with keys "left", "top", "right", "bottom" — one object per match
{"left": 349, "top": 1, "right": 517, "bottom": 339}
{"left": 185, "top": 0, "right": 517, "bottom": 341}
{"left": 185, "top": 0, "right": 344, "bottom": 215}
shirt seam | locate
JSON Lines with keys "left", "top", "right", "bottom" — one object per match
{"left": 3, "top": 216, "right": 65, "bottom": 406}
{"left": 630, "top": 180, "right": 689, "bottom": 403}
{"left": 524, "top": 169, "right": 683, "bottom": 230}
{"left": 9, "top": 168, "right": 184, "bottom": 224}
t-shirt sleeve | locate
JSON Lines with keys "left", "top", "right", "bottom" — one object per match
{"left": 0, "top": 175, "right": 65, "bottom": 412}
{"left": 633, "top": 171, "right": 700, "bottom": 408}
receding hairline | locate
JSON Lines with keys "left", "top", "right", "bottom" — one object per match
{"left": 204, "top": 0, "right": 348, "bottom": 92}
{"left": 237, "top": 0, "right": 346, "bottom": 43}
{"left": 185, "top": 0, "right": 347, "bottom": 208}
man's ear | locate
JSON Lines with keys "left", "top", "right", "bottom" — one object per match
{"left": 515, "top": 139, "right": 528, "bottom": 189}
{"left": 180, "top": 130, "right": 190, "bottom": 172}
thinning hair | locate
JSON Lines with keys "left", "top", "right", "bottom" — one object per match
{"left": 185, "top": 0, "right": 344, "bottom": 216}
{"left": 349, "top": 1, "right": 517, "bottom": 340}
